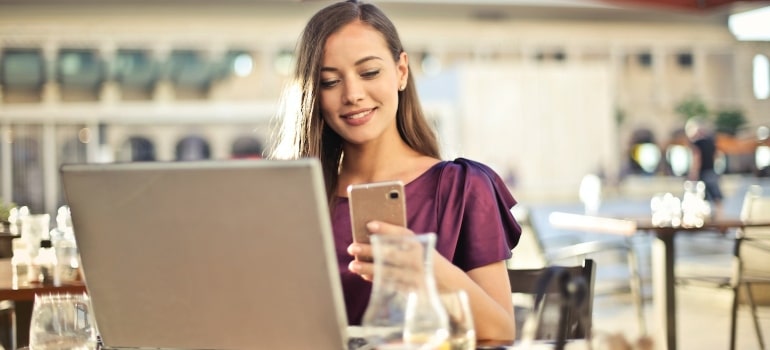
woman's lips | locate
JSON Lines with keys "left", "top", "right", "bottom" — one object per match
{"left": 343, "top": 108, "right": 374, "bottom": 126}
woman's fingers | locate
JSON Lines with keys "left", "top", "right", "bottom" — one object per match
{"left": 348, "top": 242, "right": 372, "bottom": 259}
{"left": 348, "top": 259, "right": 374, "bottom": 281}
{"left": 366, "top": 220, "right": 414, "bottom": 235}
{"left": 348, "top": 222, "right": 420, "bottom": 282}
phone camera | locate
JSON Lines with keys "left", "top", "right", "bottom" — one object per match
{"left": 388, "top": 190, "right": 400, "bottom": 199}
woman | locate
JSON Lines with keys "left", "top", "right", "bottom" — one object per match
{"left": 270, "top": 0, "right": 521, "bottom": 341}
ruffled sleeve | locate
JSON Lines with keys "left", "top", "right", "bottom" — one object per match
{"left": 433, "top": 158, "right": 522, "bottom": 271}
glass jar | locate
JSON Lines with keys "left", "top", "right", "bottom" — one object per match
{"left": 362, "top": 233, "right": 449, "bottom": 349}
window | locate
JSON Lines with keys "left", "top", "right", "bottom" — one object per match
{"left": 231, "top": 136, "right": 264, "bottom": 159}
{"left": 219, "top": 50, "right": 253, "bottom": 78}
{"left": 175, "top": 135, "right": 211, "bottom": 161}
{"left": 637, "top": 52, "right": 652, "bottom": 67}
{"left": 753, "top": 54, "right": 769, "bottom": 100}
{"left": 677, "top": 53, "right": 693, "bottom": 69}
{"left": 119, "top": 136, "right": 156, "bottom": 162}
{"left": 168, "top": 50, "right": 213, "bottom": 96}
{"left": 1, "top": 49, "right": 45, "bottom": 89}
{"left": 57, "top": 49, "right": 104, "bottom": 89}
{"left": 12, "top": 133, "right": 45, "bottom": 213}
{"left": 114, "top": 49, "right": 157, "bottom": 91}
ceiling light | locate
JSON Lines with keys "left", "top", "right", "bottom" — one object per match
{"left": 728, "top": 6, "right": 770, "bottom": 41}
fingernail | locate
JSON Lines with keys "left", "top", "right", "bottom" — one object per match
{"left": 348, "top": 244, "right": 361, "bottom": 255}
{"left": 366, "top": 221, "right": 380, "bottom": 231}
{"left": 349, "top": 261, "right": 361, "bottom": 273}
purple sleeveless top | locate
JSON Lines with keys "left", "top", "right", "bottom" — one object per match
{"left": 331, "top": 158, "right": 522, "bottom": 325}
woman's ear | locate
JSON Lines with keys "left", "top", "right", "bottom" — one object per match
{"left": 397, "top": 51, "right": 409, "bottom": 90}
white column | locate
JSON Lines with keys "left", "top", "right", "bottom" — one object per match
{"left": 520, "top": 44, "right": 536, "bottom": 68}
{"left": 41, "top": 42, "right": 60, "bottom": 106}
{"left": 609, "top": 45, "right": 625, "bottom": 103}
{"left": 205, "top": 45, "right": 227, "bottom": 101}
{"left": 0, "top": 43, "right": 4, "bottom": 103}
{"left": 262, "top": 45, "right": 277, "bottom": 74}
{"left": 152, "top": 44, "right": 174, "bottom": 103}
{"left": 733, "top": 44, "right": 749, "bottom": 106}
{"left": 652, "top": 46, "right": 667, "bottom": 107}
{"left": 565, "top": 45, "right": 582, "bottom": 66}
{"left": 85, "top": 121, "right": 102, "bottom": 163}
{"left": 609, "top": 45, "right": 626, "bottom": 183}
{"left": 692, "top": 46, "right": 707, "bottom": 99}
{"left": 0, "top": 125, "right": 12, "bottom": 205}
{"left": 208, "top": 126, "right": 229, "bottom": 160}
{"left": 264, "top": 44, "right": 297, "bottom": 97}
{"left": 0, "top": 46, "right": 7, "bottom": 205}
{"left": 42, "top": 123, "right": 57, "bottom": 216}
{"left": 99, "top": 43, "right": 119, "bottom": 104}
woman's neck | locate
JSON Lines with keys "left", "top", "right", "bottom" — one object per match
{"left": 342, "top": 139, "right": 417, "bottom": 180}
{"left": 336, "top": 138, "right": 439, "bottom": 196}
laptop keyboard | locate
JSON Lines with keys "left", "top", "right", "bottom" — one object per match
{"left": 348, "top": 336, "right": 370, "bottom": 350}
{"left": 98, "top": 334, "right": 369, "bottom": 349}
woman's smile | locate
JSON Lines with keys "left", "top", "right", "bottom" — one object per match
{"left": 342, "top": 108, "right": 376, "bottom": 126}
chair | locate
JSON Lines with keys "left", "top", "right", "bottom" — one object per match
{"left": 508, "top": 259, "right": 596, "bottom": 343}
{"left": 0, "top": 300, "right": 15, "bottom": 350}
{"left": 729, "top": 185, "right": 770, "bottom": 350}
{"left": 520, "top": 207, "right": 646, "bottom": 335}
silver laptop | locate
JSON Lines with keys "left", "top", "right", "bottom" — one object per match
{"left": 60, "top": 159, "right": 348, "bottom": 350}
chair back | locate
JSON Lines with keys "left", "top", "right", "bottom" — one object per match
{"left": 508, "top": 259, "right": 595, "bottom": 342}
{"left": 738, "top": 186, "right": 770, "bottom": 278}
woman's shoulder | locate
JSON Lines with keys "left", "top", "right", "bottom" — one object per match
{"left": 436, "top": 158, "right": 505, "bottom": 183}
{"left": 408, "top": 157, "right": 512, "bottom": 199}
{"left": 429, "top": 158, "right": 510, "bottom": 198}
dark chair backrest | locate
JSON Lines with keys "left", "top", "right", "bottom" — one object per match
{"left": 508, "top": 259, "right": 596, "bottom": 342}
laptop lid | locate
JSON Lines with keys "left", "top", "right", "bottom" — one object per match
{"left": 60, "top": 159, "right": 348, "bottom": 350}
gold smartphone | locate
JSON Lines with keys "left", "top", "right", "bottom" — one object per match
{"left": 347, "top": 180, "right": 407, "bottom": 244}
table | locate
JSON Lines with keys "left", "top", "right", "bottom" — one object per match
{"left": 0, "top": 257, "right": 87, "bottom": 300}
{"left": 550, "top": 212, "right": 770, "bottom": 350}
{"left": 634, "top": 218, "right": 770, "bottom": 350}
{"left": 0, "top": 257, "right": 87, "bottom": 348}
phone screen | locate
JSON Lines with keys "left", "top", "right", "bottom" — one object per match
{"left": 347, "top": 180, "right": 406, "bottom": 244}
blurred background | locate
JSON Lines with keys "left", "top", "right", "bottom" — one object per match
{"left": 2, "top": 1, "right": 770, "bottom": 348}
{"left": 0, "top": 0, "right": 769, "bottom": 217}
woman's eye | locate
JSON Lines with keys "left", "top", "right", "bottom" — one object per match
{"left": 320, "top": 79, "right": 340, "bottom": 88}
{"left": 361, "top": 69, "right": 380, "bottom": 79}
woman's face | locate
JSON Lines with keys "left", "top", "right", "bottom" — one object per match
{"left": 319, "top": 21, "right": 408, "bottom": 146}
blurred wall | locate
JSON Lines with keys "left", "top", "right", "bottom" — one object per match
{"left": 1, "top": 1, "right": 769, "bottom": 211}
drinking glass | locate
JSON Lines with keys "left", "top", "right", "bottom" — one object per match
{"left": 440, "top": 290, "right": 475, "bottom": 350}
{"left": 29, "top": 293, "right": 98, "bottom": 350}
{"left": 20, "top": 214, "right": 50, "bottom": 257}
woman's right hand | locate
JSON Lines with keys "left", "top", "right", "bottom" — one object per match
{"left": 347, "top": 242, "right": 374, "bottom": 281}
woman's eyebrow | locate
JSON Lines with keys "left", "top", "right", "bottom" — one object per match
{"left": 321, "top": 55, "right": 384, "bottom": 73}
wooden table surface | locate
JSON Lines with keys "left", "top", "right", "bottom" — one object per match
{"left": 0, "top": 258, "right": 87, "bottom": 301}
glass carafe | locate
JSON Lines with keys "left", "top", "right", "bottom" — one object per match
{"left": 362, "top": 233, "right": 449, "bottom": 350}
{"left": 29, "top": 293, "right": 98, "bottom": 350}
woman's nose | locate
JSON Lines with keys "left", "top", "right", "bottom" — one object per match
{"left": 342, "top": 79, "right": 364, "bottom": 104}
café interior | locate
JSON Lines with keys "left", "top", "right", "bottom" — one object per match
{"left": 1, "top": 0, "right": 770, "bottom": 349}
